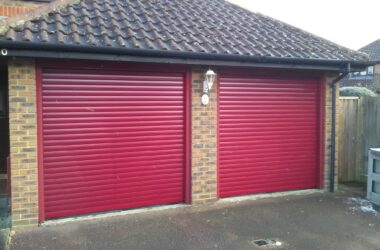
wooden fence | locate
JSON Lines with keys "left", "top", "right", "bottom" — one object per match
{"left": 338, "top": 97, "right": 380, "bottom": 183}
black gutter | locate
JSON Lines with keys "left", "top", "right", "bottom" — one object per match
{"left": 0, "top": 40, "right": 371, "bottom": 69}
{"left": 330, "top": 63, "right": 351, "bottom": 192}
{"left": 3, "top": 48, "right": 367, "bottom": 72}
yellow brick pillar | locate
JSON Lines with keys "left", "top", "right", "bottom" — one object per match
{"left": 8, "top": 58, "right": 38, "bottom": 228}
{"left": 191, "top": 68, "right": 217, "bottom": 203}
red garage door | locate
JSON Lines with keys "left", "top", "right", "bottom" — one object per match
{"left": 39, "top": 67, "right": 188, "bottom": 219}
{"left": 218, "top": 75, "right": 321, "bottom": 198}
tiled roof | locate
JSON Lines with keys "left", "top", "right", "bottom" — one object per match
{"left": 360, "top": 39, "right": 380, "bottom": 62}
{"left": 0, "top": 0, "right": 369, "bottom": 64}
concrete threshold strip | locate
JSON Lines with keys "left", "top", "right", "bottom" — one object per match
{"left": 218, "top": 189, "right": 323, "bottom": 204}
{"left": 42, "top": 204, "right": 187, "bottom": 226}
{"left": 42, "top": 189, "right": 323, "bottom": 226}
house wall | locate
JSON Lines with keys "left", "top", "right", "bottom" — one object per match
{"left": 340, "top": 64, "right": 380, "bottom": 92}
{"left": 0, "top": 0, "right": 41, "bottom": 17}
{"left": 7, "top": 59, "right": 339, "bottom": 228}
{"left": 374, "top": 64, "right": 380, "bottom": 74}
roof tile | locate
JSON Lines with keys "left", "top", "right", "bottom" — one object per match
{"left": 359, "top": 39, "right": 380, "bottom": 62}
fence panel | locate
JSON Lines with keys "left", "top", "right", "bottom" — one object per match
{"left": 338, "top": 97, "right": 380, "bottom": 183}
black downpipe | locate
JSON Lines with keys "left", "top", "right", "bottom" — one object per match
{"left": 330, "top": 64, "right": 351, "bottom": 192}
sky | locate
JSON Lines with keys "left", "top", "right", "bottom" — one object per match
{"left": 228, "top": 0, "right": 380, "bottom": 50}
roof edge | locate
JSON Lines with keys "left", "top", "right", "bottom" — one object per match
{"left": 0, "top": 40, "right": 371, "bottom": 70}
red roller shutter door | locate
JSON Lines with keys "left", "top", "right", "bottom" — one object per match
{"left": 39, "top": 68, "right": 187, "bottom": 219}
{"left": 219, "top": 75, "right": 320, "bottom": 198}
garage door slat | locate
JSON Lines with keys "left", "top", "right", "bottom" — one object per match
{"left": 44, "top": 174, "right": 184, "bottom": 189}
{"left": 44, "top": 143, "right": 183, "bottom": 157}
{"left": 43, "top": 134, "right": 183, "bottom": 146}
{"left": 44, "top": 189, "right": 184, "bottom": 207}
{"left": 45, "top": 194, "right": 183, "bottom": 217}
{"left": 45, "top": 191, "right": 184, "bottom": 212}
{"left": 44, "top": 164, "right": 184, "bottom": 179}
{"left": 43, "top": 140, "right": 183, "bottom": 152}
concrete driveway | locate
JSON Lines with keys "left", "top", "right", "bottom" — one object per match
{"left": 10, "top": 187, "right": 380, "bottom": 250}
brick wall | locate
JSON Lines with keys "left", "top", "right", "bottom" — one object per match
{"left": 0, "top": 0, "right": 39, "bottom": 17}
{"left": 191, "top": 68, "right": 217, "bottom": 203}
{"left": 374, "top": 64, "right": 380, "bottom": 74}
{"left": 323, "top": 74, "right": 340, "bottom": 190}
{"left": 8, "top": 58, "right": 38, "bottom": 228}
{"left": 5, "top": 62, "right": 337, "bottom": 226}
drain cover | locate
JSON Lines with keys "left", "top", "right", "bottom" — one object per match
{"left": 253, "top": 239, "right": 282, "bottom": 247}
{"left": 254, "top": 240, "right": 269, "bottom": 246}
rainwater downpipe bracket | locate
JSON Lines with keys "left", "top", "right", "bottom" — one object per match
{"left": 1, "top": 49, "right": 7, "bottom": 56}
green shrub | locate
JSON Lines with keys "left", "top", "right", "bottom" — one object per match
{"left": 339, "top": 87, "right": 377, "bottom": 97}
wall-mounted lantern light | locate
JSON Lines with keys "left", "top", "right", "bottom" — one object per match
{"left": 203, "top": 69, "right": 216, "bottom": 93}
{"left": 202, "top": 69, "right": 216, "bottom": 105}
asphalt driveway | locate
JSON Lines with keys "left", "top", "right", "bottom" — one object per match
{"left": 10, "top": 186, "right": 380, "bottom": 250}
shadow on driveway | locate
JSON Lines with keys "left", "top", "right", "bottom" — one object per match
{"left": 10, "top": 187, "right": 380, "bottom": 250}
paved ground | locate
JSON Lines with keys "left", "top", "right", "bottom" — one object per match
{"left": 10, "top": 186, "right": 380, "bottom": 250}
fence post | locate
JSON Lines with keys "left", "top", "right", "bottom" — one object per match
{"left": 367, "top": 149, "right": 373, "bottom": 200}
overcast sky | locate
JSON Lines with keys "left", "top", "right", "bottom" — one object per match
{"left": 228, "top": 0, "right": 380, "bottom": 50}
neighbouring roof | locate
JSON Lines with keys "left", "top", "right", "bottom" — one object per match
{"left": 0, "top": 0, "right": 369, "bottom": 66}
{"left": 360, "top": 39, "right": 380, "bottom": 62}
